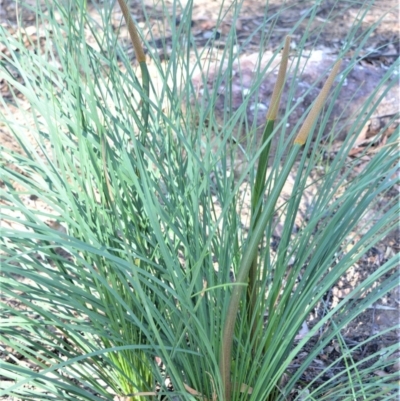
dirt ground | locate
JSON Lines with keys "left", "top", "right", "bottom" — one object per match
{"left": 0, "top": 0, "right": 399, "bottom": 399}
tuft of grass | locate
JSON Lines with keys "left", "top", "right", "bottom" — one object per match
{"left": 0, "top": 0, "right": 399, "bottom": 400}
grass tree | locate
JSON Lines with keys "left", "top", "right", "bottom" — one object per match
{"left": 0, "top": 0, "right": 398, "bottom": 400}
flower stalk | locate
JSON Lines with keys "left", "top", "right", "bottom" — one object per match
{"left": 117, "top": 0, "right": 150, "bottom": 130}
{"left": 248, "top": 36, "right": 291, "bottom": 343}
{"left": 220, "top": 55, "right": 343, "bottom": 401}
{"left": 294, "top": 60, "right": 342, "bottom": 145}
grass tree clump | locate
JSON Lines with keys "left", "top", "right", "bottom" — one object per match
{"left": 0, "top": 0, "right": 399, "bottom": 400}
